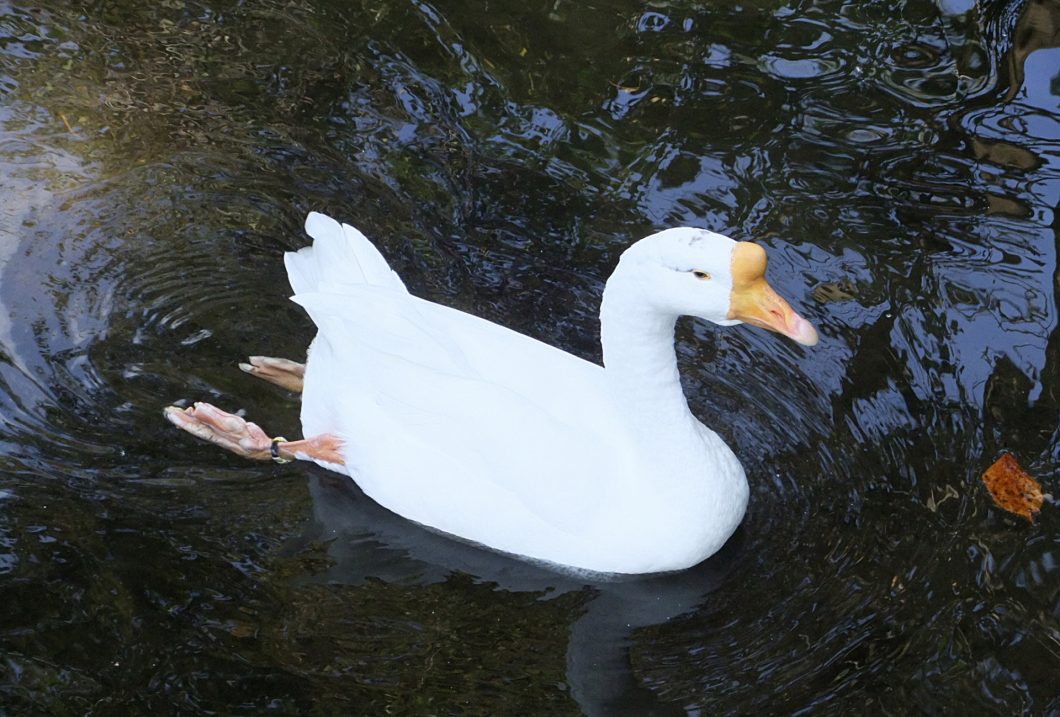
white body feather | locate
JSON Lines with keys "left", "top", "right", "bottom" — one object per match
{"left": 285, "top": 212, "right": 748, "bottom": 574}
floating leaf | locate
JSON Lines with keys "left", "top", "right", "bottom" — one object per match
{"left": 982, "top": 453, "right": 1043, "bottom": 523}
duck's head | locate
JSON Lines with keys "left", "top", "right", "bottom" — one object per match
{"left": 614, "top": 227, "right": 819, "bottom": 346}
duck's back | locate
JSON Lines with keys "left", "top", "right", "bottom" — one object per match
{"left": 285, "top": 213, "right": 619, "bottom": 433}
{"left": 285, "top": 214, "right": 652, "bottom": 570}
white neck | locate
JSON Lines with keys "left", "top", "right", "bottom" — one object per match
{"left": 598, "top": 270, "right": 700, "bottom": 450}
{"left": 597, "top": 261, "right": 748, "bottom": 566}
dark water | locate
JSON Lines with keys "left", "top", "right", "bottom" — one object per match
{"left": 1, "top": 0, "right": 1057, "bottom": 713}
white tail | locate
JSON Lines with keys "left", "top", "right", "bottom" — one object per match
{"left": 284, "top": 212, "right": 407, "bottom": 296}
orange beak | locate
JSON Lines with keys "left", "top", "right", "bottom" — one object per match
{"left": 727, "top": 242, "right": 819, "bottom": 347}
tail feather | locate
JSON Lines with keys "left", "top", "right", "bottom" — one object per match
{"left": 284, "top": 212, "right": 407, "bottom": 296}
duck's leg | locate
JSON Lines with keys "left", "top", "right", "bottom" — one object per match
{"left": 163, "top": 402, "right": 344, "bottom": 466}
{"left": 238, "top": 356, "right": 306, "bottom": 393}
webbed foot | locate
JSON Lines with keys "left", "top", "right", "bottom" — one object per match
{"left": 164, "top": 401, "right": 345, "bottom": 467}
{"left": 164, "top": 402, "right": 272, "bottom": 460}
{"left": 238, "top": 355, "right": 305, "bottom": 392}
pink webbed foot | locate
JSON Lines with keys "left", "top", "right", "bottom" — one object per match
{"left": 238, "top": 356, "right": 306, "bottom": 393}
{"left": 163, "top": 402, "right": 345, "bottom": 467}
{"left": 163, "top": 402, "right": 272, "bottom": 460}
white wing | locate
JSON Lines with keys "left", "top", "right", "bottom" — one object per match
{"left": 295, "top": 289, "right": 637, "bottom": 540}
{"left": 286, "top": 214, "right": 639, "bottom": 554}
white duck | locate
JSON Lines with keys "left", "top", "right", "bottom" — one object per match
{"left": 165, "top": 212, "right": 818, "bottom": 574}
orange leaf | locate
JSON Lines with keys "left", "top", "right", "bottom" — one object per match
{"left": 982, "top": 453, "right": 1043, "bottom": 524}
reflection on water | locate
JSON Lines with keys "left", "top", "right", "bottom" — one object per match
{"left": 0, "top": 0, "right": 1056, "bottom": 713}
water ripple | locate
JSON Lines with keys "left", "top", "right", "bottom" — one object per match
{"left": 0, "top": 0, "right": 1056, "bottom": 714}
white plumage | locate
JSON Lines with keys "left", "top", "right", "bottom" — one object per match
{"left": 282, "top": 212, "right": 816, "bottom": 574}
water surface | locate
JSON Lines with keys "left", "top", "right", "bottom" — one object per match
{"left": 0, "top": 0, "right": 1057, "bottom": 713}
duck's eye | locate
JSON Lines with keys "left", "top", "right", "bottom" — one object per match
{"left": 692, "top": 270, "right": 711, "bottom": 280}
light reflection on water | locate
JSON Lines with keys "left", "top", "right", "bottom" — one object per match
{"left": 0, "top": 0, "right": 1057, "bottom": 713}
